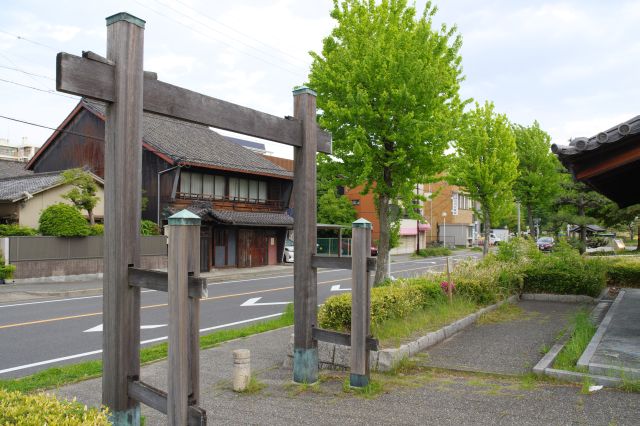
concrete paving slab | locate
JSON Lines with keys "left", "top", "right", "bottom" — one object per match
{"left": 587, "top": 288, "right": 640, "bottom": 379}
{"left": 421, "top": 300, "right": 584, "bottom": 375}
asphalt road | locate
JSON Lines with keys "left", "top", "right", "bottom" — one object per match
{"left": 0, "top": 253, "right": 477, "bottom": 378}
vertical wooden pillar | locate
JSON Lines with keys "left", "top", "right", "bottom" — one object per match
{"left": 292, "top": 87, "right": 318, "bottom": 383}
{"left": 350, "top": 218, "right": 372, "bottom": 387}
{"left": 167, "top": 210, "right": 201, "bottom": 425}
{"left": 102, "top": 12, "right": 145, "bottom": 425}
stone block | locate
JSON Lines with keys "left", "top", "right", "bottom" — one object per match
{"left": 318, "top": 341, "right": 335, "bottom": 365}
{"left": 377, "top": 349, "right": 397, "bottom": 372}
{"left": 333, "top": 344, "right": 351, "bottom": 369}
{"left": 408, "top": 340, "right": 420, "bottom": 356}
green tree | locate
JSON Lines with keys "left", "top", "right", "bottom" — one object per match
{"left": 450, "top": 101, "right": 519, "bottom": 255}
{"left": 318, "top": 190, "right": 357, "bottom": 226}
{"left": 39, "top": 203, "right": 90, "bottom": 237}
{"left": 61, "top": 168, "right": 100, "bottom": 225}
{"left": 512, "top": 122, "right": 561, "bottom": 234}
{"left": 554, "top": 166, "right": 609, "bottom": 252}
{"left": 309, "top": 0, "right": 465, "bottom": 284}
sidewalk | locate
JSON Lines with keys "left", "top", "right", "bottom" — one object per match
{"left": 54, "top": 298, "right": 640, "bottom": 425}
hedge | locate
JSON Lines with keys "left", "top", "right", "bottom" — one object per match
{"left": 39, "top": 203, "right": 90, "bottom": 237}
{"left": 417, "top": 247, "right": 451, "bottom": 257}
{"left": 0, "top": 389, "right": 109, "bottom": 425}
{"left": 0, "top": 224, "right": 37, "bottom": 236}
{"left": 604, "top": 257, "right": 640, "bottom": 288}
{"left": 319, "top": 279, "right": 447, "bottom": 331}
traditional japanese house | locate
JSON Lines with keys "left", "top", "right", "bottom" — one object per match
{"left": 27, "top": 98, "right": 294, "bottom": 270}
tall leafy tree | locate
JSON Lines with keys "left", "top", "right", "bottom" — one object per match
{"left": 450, "top": 101, "right": 519, "bottom": 255}
{"left": 309, "top": 0, "right": 465, "bottom": 284}
{"left": 512, "top": 122, "right": 561, "bottom": 234}
{"left": 61, "top": 168, "right": 100, "bottom": 225}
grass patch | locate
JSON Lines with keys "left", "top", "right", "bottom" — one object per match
{"left": 372, "top": 298, "right": 478, "bottom": 348}
{"left": 235, "top": 375, "right": 266, "bottom": 394}
{"left": 477, "top": 302, "right": 523, "bottom": 325}
{"left": 0, "top": 304, "right": 294, "bottom": 394}
{"left": 552, "top": 310, "right": 596, "bottom": 372}
{"left": 342, "top": 377, "right": 383, "bottom": 398}
{"left": 416, "top": 247, "right": 452, "bottom": 257}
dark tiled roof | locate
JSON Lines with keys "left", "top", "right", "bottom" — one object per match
{"left": 167, "top": 202, "right": 293, "bottom": 227}
{"left": 0, "top": 172, "right": 62, "bottom": 202}
{"left": 552, "top": 115, "right": 640, "bottom": 158}
{"left": 0, "top": 159, "right": 33, "bottom": 179}
{"left": 82, "top": 99, "right": 291, "bottom": 178}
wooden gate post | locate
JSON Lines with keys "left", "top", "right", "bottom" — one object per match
{"left": 292, "top": 87, "right": 318, "bottom": 383}
{"left": 350, "top": 218, "right": 372, "bottom": 387}
{"left": 102, "top": 12, "right": 145, "bottom": 425}
{"left": 167, "top": 210, "right": 201, "bottom": 425}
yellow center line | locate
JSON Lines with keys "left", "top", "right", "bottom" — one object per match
{"left": 0, "top": 264, "right": 437, "bottom": 330}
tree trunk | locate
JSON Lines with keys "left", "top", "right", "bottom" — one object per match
{"left": 88, "top": 209, "right": 95, "bottom": 226}
{"left": 483, "top": 210, "right": 491, "bottom": 256}
{"left": 374, "top": 193, "right": 390, "bottom": 286}
{"left": 637, "top": 223, "right": 640, "bottom": 251}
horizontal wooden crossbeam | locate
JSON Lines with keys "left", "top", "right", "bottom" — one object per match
{"left": 57, "top": 52, "right": 332, "bottom": 153}
{"left": 312, "top": 327, "right": 379, "bottom": 351}
{"left": 128, "top": 380, "right": 206, "bottom": 426}
{"left": 128, "top": 267, "right": 208, "bottom": 299}
{"left": 310, "top": 255, "right": 377, "bottom": 271}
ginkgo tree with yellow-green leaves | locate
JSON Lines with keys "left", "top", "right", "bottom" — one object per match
{"left": 450, "top": 101, "right": 519, "bottom": 256}
{"left": 309, "top": 0, "right": 466, "bottom": 284}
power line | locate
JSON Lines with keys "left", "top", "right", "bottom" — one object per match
{"left": 0, "top": 29, "right": 59, "bottom": 51}
{"left": 0, "top": 114, "right": 103, "bottom": 141}
{"left": 0, "top": 64, "right": 55, "bottom": 81}
{"left": 162, "top": 0, "right": 308, "bottom": 70}
{"left": 133, "top": 0, "right": 304, "bottom": 77}
{"left": 0, "top": 77, "right": 78, "bottom": 100}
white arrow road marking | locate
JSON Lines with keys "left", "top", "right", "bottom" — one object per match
{"left": 330, "top": 284, "right": 351, "bottom": 292}
{"left": 83, "top": 323, "right": 167, "bottom": 333}
{"left": 240, "top": 297, "right": 290, "bottom": 307}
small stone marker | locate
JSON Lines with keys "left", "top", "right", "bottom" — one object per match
{"left": 233, "top": 349, "right": 251, "bottom": 392}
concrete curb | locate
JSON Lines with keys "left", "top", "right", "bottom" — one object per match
{"left": 0, "top": 288, "right": 103, "bottom": 303}
{"left": 520, "top": 293, "right": 595, "bottom": 303}
{"left": 11, "top": 273, "right": 103, "bottom": 284}
{"left": 285, "top": 295, "right": 520, "bottom": 372}
{"left": 577, "top": 290, "right": 625, "bottom": 369}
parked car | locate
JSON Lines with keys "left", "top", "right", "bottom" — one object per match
{"left": 370, "top": 246, "right": 378, "bottom": 256}
{"left": 489, "top": 233, "right": 502, "bottom": 246}
{"left": 536, "top": 236, "right": 555, "bottom": 252}
{"left": 283, "top": 239, "right": 294, "bottom": 263}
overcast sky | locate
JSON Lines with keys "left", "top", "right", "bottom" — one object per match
{"left": 1, "top": 0, "right": 638, "bottom": 159}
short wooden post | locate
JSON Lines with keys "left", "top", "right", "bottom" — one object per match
{"left": 167, "top": 210, "right": 200, "bottom": 426}
{"left": 292, "top": 87, "right": 319, "bottom": 384}
{"left": 351, "top": 218, "right": 372, "bottom": 387}
{"left": 102, "top": 12, "right": 145, "bottom": 425}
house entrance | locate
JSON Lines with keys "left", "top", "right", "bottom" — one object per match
{"left": 213, "top": 228, "right": 236, "bottom": 268}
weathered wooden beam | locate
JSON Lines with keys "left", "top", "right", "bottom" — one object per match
{"left": 128, "top": 380, "right": 207, "bottom": 426}
{"left": 351, "top": 218, "right": 372, "bottom": 388}
{"left": 292, "top": 87, "right": 319, "bottom": 384}
{"left": 128, "top": 267, "right": 207, "bottom": 298}
{"left": 310, "top": 255, "right": 376, "bottom": 271}
{"left": 101, "top": 13, "right": 144, "bottom": 418}
{"left": 312, "top": 327, "right": 379, "bottom": 351}
{"left": 56, "top": 52, "right": 332, "bottom": 153}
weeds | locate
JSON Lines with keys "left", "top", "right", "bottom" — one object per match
{"left": 553, "top": 310, "right": 596, "bottom": 371}
{"left": 477, "top": 303, "right": 523, "bottom": 325}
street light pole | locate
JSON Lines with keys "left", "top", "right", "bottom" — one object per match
{"left": 442, "top": 211, "right": 447, "bottom": 248}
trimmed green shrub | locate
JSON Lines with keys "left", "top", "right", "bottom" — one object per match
{"left": 604, "top": 258, "right": 640, "bottom": 288}
{"left": 0, "top": 388, "right": 110, "bottom": 425}
{"left": 38, "top": 203, "right": 90, "bottom": 237}
{"left": 0, "top": 224, "right": 37, "bottom": 236}
{"left": 0, "top": 263, "right": 16, "bottom": 281}
{"left": 417, "top": 247, "right": 452, "bottom": 257}
{"left": 141, "top": 219, "right": 160, "bottom": 235}
{"left": 454, "top": 277, "right": 501, "bottom": 305}
{"left": 319, "top": 280, "right": 440, "bottom": 331}
{"left": 88, "top": 224, "right": 104, "bottom": 236}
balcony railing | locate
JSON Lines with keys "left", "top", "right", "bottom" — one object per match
{"left": 174, "top": 192, "right": 285, "bottom": 211}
